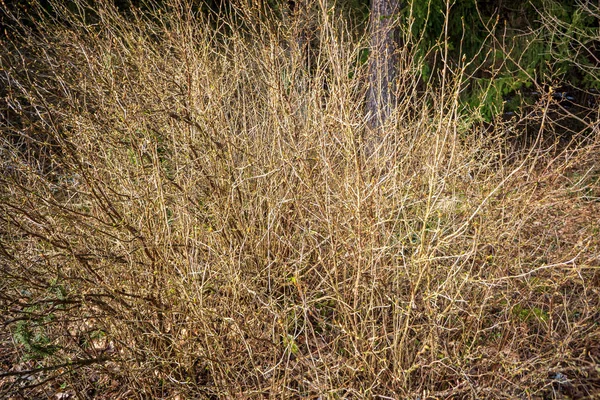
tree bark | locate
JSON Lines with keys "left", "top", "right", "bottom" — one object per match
{"left": 367, "top": 0, "right": 401, "bottom": 129}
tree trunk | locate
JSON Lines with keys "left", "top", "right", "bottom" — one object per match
{"left": 367, "top": 0, "right": 400, "bottom": 129}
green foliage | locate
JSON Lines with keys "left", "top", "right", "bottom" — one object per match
{"left": 282, "top": 333, "right": 300, "bottom": 355}
{"left": 544, "top": 0, "right": 600, "bottom": 89}
{"left": 13, "top": 308, "right": 59, "bottom": 361}
{"left": 466, "top": 70, "right": 537, "bottom": 122}
{"left": 338, "top": 0, "right": 370, "bottom": 28}
{"left": 512, "top": 304, "right": 550, "bottom": 324}
{"left": 400, "top": 0, "right": 598, "bottom": 121}
{"left": 11, "top": 281, "right": 67, "bottom": 360}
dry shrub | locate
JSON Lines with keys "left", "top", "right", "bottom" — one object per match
{"left": 1, "top": 1, "right": 599, "bottom": 398}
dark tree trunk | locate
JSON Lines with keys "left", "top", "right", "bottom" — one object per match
{"left": 288, "top": 0, "right": 312, "bottom": 71}
{"left": 367, "top": 0, "right": 400, "bottom": 129}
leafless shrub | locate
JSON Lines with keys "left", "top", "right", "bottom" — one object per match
{"left": 1, "top": 1, "right": 599, "bottom": 398}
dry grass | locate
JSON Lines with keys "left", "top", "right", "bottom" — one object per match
{"left": 1, "top": 1, "right": 599, "bottom": 398}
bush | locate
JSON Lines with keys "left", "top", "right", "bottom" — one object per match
{"left": 1, "top": 1, "right": 599, "bottom": 398}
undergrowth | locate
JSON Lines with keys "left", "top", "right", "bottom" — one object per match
{"left": 1, "top": 1, "right": 599, "bottom": 398}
